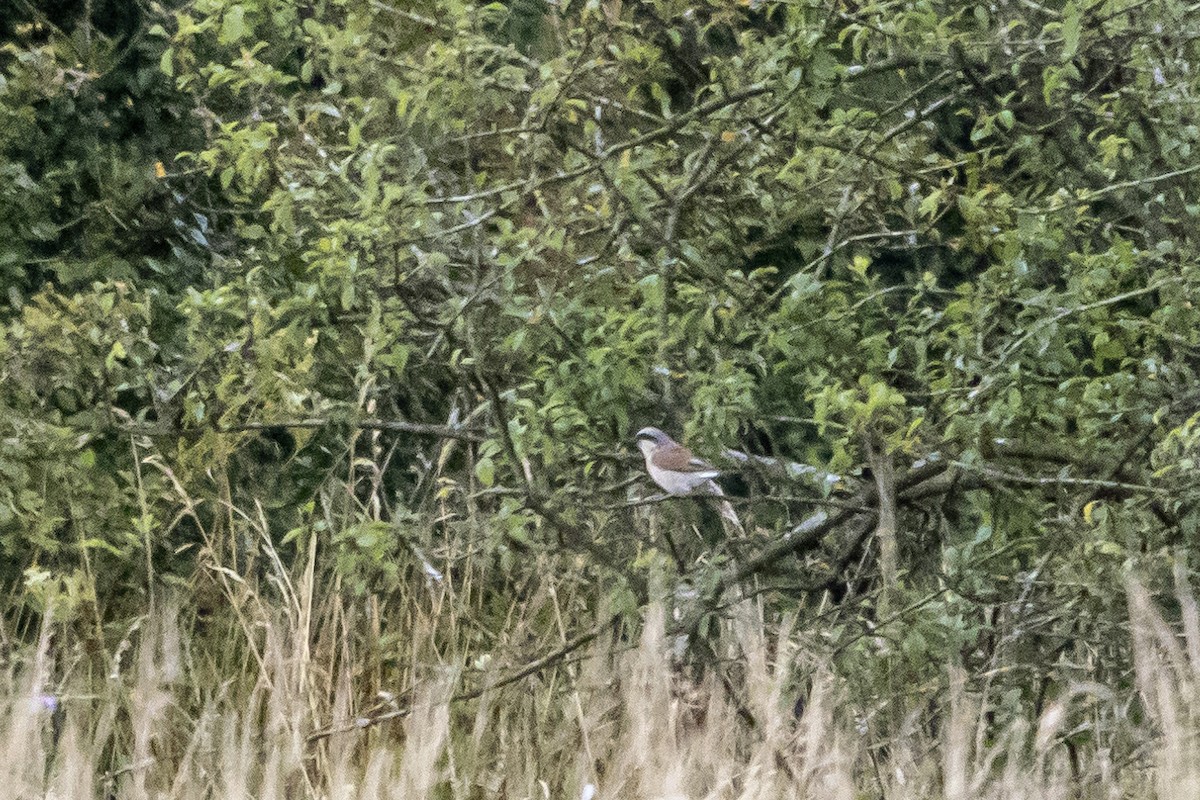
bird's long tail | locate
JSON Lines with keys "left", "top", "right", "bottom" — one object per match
{"left": 703, "top": 480, "right": 744, "bottom": 536}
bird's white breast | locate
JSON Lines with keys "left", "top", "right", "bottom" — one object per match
{"left": 646, "top": 460, "right": 720, "bottom": 495}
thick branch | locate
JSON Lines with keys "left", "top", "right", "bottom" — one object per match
{"left": 674, "top": 458, "right": 954, "bottom": 638}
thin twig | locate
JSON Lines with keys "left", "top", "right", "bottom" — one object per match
{"left": 306, "top": 617, "right": 612, "bottom": 743}
{"left": 119, "top": 418, "right": 485, "bottom": 443}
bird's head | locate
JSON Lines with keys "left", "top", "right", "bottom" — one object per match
{"left": 634, "top": 426, "right": 671, "bottom": 457}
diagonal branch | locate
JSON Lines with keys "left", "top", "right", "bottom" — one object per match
{"left": 673, "top": 458, "right": 954, "bottom": 639}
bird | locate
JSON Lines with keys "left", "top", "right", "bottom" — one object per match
{"left": 634, "top": 427, "right": 722, "bottom": 495}
{"left": 634, "top": 427, "right": 743, "bottom": 533}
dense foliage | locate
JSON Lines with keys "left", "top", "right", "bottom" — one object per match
{"left": 4, "top": 0, "right": 1200, "bottom": 775}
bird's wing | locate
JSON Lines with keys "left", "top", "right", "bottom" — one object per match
{"left": 652, "top": 443, "right": 719, "bottom": 474}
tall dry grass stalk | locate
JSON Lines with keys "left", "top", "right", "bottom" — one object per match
{"left": 1, "top": 581, "right": 1196, "bottom": 798}
{"left": 1127, "top": 562, "right": 1200, "bottom": 800}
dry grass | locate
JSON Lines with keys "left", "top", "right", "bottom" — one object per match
{"left": 2, "top": 571, "right": 1198, "bottom": 800}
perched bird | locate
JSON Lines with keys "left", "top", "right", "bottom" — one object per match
{"left": 634, "top": 427, "right": 743, "bottom": 533}
{"left": 635, "top": 427, "right": 722, "bottom": 495}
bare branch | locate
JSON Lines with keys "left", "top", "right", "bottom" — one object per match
{"left": 119, "top": 418, "right": 485, "bottom": 443}
{"left": 865, "top": 436, "right": 898, "bottom": 611}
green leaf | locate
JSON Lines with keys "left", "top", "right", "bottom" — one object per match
{"left": 219, "top": 5, "right": 248, "bottom": 45}
{"left": 105, "top": 340, "right": 126, "bottom": 371}
{"left": 918, "top": 189, "right": 943, "bottom": 219}
{"left": 79, "top": 538, "right": 126, "bottom": 556}
{"left": 475, "top": 457, "right": 496, "bottom": 487}
{"left": 1061, "top": 4, "right": 1082, "bottom": 61}
{"left": 638, "top": 274, "right": 664, "bottom": 308}
{"left": 282, "top": 526, "right": 306, "bottom": 545}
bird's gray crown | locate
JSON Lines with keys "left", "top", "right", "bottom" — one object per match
{"left": 634, "top": 426, "right": 670, "bottom": 444}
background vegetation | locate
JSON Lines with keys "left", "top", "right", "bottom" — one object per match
{"left": 3, "top": 0, "right": 1200, "bottom": 795}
